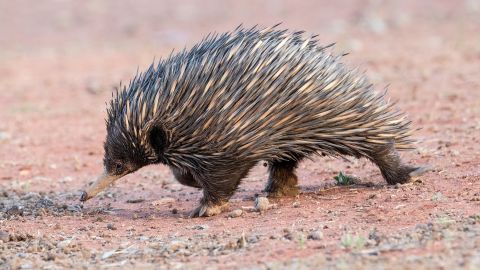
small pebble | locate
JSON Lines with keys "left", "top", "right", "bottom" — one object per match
{"left": 151, "top": 197, "right": 175, "bottom": 206}
{"left": 168, "top": 240, "right": 186, "bottom": 252}
{"left": 293, "top": 201, "right": 300, "bottom": 208}
{"left": 19, "top": 169, "right": 30, "bottom": 176}
{"left": 56, "top": 239, "right": 72, "bottom": 249}
{"left": 308, "top": 229, "right": 324, "bottom": 240}
{"left": 107, "top": 223, "right": 117, "bottom": 230}
{"left": 166, "top": 184, "right": 183, "bottom": 191}
{"left": 0, "top": 231, "right": 9, "bottom": 242}
{"left": 192, "top": 224, "right": 209, "bottom": 230}
{"left": 126, "top": 198, "right": 145, "bottom": 204}
{"left": 283, "top": 228, "right": 294, "bottom": 240}
{"left": 228, "top": 209, "right": 243, "bottom": 218}
{"left": 254, "top": 197, "right": 270, "bottom": 212}
{"left": 44, "top": 252, "right": 55, "bottom": 261}
{"left": 67, "top": 205, "right": 81, "bottom": 212}
{"left": 247, "top": 235, "right": 260, "bottom": 243}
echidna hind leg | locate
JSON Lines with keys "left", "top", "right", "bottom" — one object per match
{"left": 190, "top": 163, "right": 254, "bottom": 217}
{"left": 171, "top": 167, "right": 201, "bottom": 188}
{"left": 372, "top": 142, "right": 428, "bottom": 185}
{"left": 264, "top": 160, "right": 300, "bottom": 197}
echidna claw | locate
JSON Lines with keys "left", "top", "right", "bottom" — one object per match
{"left": 189, "top": 202, "right": 229, "bottom": 218}
{"left": 198, "top": 205, "right": 207, "bottom": 217}
{"left": 409, "top": 165, "right": 432, "bottom": 178}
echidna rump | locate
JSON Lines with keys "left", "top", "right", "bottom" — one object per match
{"left": 80, "top": 25, "right": 427, "bottom": 217}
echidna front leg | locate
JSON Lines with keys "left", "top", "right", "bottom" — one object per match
{"left": 190, "top": 164, "right": 254, "bottom": 218}
{"left": 264, "top": 160, "right": 300, "bottom": 197}
{"left": 372, "top": 142, "right": 429, "bottom": 184}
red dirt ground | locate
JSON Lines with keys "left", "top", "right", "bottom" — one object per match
{"left": 1, "top": 1, "right": 479, "bottom": 269}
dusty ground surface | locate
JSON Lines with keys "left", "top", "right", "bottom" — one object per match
{"left": 1, "top": 0, "right": 480, "bottom": 269}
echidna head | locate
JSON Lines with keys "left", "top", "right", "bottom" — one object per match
{"left": 80, "top": 102, "right": 168, "bottom": 202}
{"left": 103, "top": 131, "right": 147, "bottom": 177}
{"left": 102, "top": 121, "right": 167, "bottom": 172}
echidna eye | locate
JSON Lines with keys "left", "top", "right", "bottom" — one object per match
{"left": 114, "top": 163, "right": 123, "bottom": 172}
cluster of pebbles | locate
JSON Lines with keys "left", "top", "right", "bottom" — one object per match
{"left": 0, "top": 191, "right": 82, "bottom": 220}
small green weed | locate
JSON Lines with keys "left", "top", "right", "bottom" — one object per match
{"left": 334, "top": 172, "right": 356, "bottom": 186}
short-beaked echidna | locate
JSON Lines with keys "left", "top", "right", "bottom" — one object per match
{"left": 80, "top": 26, "right": 427, "bottom": 217}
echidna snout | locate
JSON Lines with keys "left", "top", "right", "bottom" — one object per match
{"left": 81, "top": 171, "right": 122, "bottom": 202}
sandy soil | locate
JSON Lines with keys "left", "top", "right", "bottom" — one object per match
{"left": 1, "top": 0, "right": 479, "bottom": 269}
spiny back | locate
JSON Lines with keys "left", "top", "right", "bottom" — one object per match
{"left": 107, "top": 26, "right": 414, "bottom": 169}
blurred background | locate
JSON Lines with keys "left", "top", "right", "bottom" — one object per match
{"left": 1, "top": 0, "right": 479, "bottom": 53}
{"left": 1, "top": 1, "right": 479, "bottom": 59}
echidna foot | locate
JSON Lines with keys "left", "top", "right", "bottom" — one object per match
{"left": 384, "top": 165, "right": 431, "bottom": 185}
{"left": 409, "top": 166, "right": 431, "bottom": 178}
{"left": 189, "top": 201, "right": 229, "bottom": 218}
{"left": 264, "top": 185, "right": 299, "bottom": 198}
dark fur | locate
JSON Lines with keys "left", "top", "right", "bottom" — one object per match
{"left": 100, "top": 25, "right": 424, "bottom": 216}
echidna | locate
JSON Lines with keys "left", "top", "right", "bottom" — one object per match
{"left": 80, "top": 25, "right": 427, "bottom": 217}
